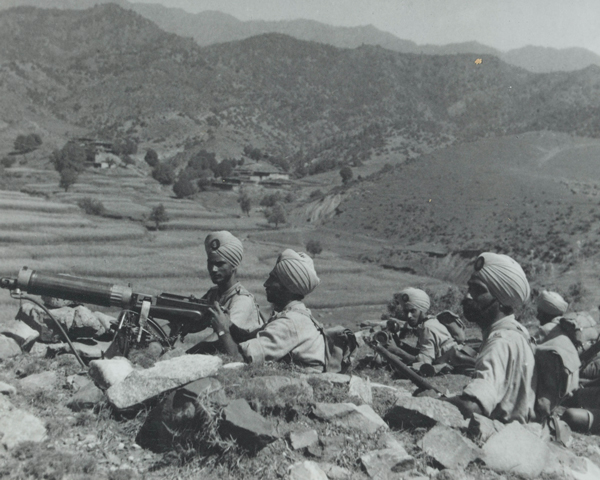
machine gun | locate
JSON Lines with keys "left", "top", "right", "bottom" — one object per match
{"left": 0, "top": 267, "right": 212, "bottom": 365}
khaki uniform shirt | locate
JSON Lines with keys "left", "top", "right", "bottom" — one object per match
{"left": 239, "top": 300, "right": 326, "bottom": 373}
{"left": 416, "top": 317, "right": 458, "bottom": 364}
{"left": 462, "top": 315, "right": 536, "bottom": 423}
{"left": 202, "top": 282, "right": 263, "bottom": 343}
{"left": 533, "top": 317, "right": 561, "bottom": 344}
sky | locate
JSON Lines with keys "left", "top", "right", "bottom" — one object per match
{"left": 133, "top": 0, "right": 600, "bottom": 54}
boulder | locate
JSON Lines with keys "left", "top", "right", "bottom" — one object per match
{"left": 318, "top": 462, "right": 353, "bottom": 480}
{"left": 93, "top": 311, "right": 117, "bottom": 331}
{"left": 19, "top": 371, "right": 58, "bottom": 395}
{"left": 361, "top": 441, "right": 415, "bottom": 478}
{"left": 385, "top": 396, "right": 468, "bottom": 430}
{"left": 0, "top": 334, "right": 21, "bottom": 360}
{"left": 0, "top": 395, "right": 47, "bottom": 452}
{"left": 1, "top": 320, "right": 39, "bottom": 349}
{"left": 16, "top": 303, "right": 58, "bottom": 341}
{"left": 481, "top": 421, "right": 551, "bottom": 478}
{"left": 46, "top": 340, "right": 111, "bottom": 362}
{"left": 71, "top": 305, "right": 108, "bottom": 338}
{"left": 312, "top": 402, "right": 388, "bottom": 434}
{"left": 348, "top": 375, "right": 372, "bottom": 404}
{"left": 67, "top": 382, "right": 105, "bottom": 412}
{"left": 466, "top": 413, "right": 505, "bottom": 444}
{"left": 288, "top": 461, "right": 328, "bottom": 480}
{"left": 308, "top": 372, "right": 351, "bottom": 384}
{"left": 0, "top": 381, "right": 16, "bottom": 396}
{"left": 66, "top": 373, "right": 94, "bottom": 392}
{"left": 107, "top": 355, "right": 222, "bottom": 410}
{"left": 220, "top": 398, "right": 279, "bottom": 452}
{"left": 45, "top": 306, "right": 76, "bottom": 331}
{"left": 89, "top": 357, "right": 135, "bottom": 390}
{"left": 288, "top": 429, "right": 319, "bottom": 450}
{"left": 421, "top": 425, "right": 479, "bottom": 469}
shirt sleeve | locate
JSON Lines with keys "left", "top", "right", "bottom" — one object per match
{"left": 416, "top": 327, "right": 436, "bottom": 364}
{"left": 462, "top": 334, "right": 511, "bottom": 416}
{"left": 239, "top": 317, "right": 299, "bottom": 365}
{"left": 227, "top": 294, "right": 260, "bottom": 334}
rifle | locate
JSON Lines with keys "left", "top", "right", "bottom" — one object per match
{"left": 0, "top": 267, "right": 212, "bottom": 363}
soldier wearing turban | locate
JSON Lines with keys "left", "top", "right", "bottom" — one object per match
{"left": 187, "top": 231, "right": 263, "bottom": 354}
{"left": 212, "top": 249, "right": 326, "bottom": 372}
{"left": 385, "top": 288, "right": 458, "bottom": 366}
{"left": 445, "top": 252, "right": 537, "bottom": 424}
{"left": 533, "top": 291, "right": 569, "bottom": 343}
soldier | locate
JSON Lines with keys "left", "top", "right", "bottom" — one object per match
{"left": 445, "top": 252, "right": 537, "bottom": 423}
{"left": 211, "top": 249, "right": 326, "bottom": 372}
{"left": 533, "top": 290, "right": 569, "bottom": 343}
{"left": 187, "top": 231, "right": 263, "bottom": 354}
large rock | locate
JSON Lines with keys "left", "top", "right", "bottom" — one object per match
{"left": 0, "top": 334, "right": 21, "bottom": 360}
{"left": 71, "top": 306, "right": 108, "bottom": 338}
{"left": 19, "top": 371, "right": 58, "bottom": 395}
{"left": 361, "top": 440, "right": 415, "bottom": 478}
{"left": 45, "top": 306, "right": 76, "bottom": 331}
{"left": 16, "top": 303, "right": 59, "bottom": 341}
{"left": 385, "top": 396, "right": 468, "bottom": 430}
{"left": 0, "top": 395, "right": 47, "bottom": 452}
{"left": 1, "top": 320, "right": 39, "bottom": 349}
{"left": 67, "top": 382, "right": 105, "bottom": 412}
{"left": 0, "top": 381, "right": 16, "bottom": 396}
{"left": 288, "top": 461, "right": 328, "bottom": 480}
{"left": 312, "top": 402, "right": 388, "bottom": 434}
{"left": 289, "top": 429, "right": 319, "bottom": 450}
{"left": 46, "top": 340, "right": 112, "bottom": 362}
{"left": 318, "top": 463, "right": 353, "bottom": 480}
{"left": 466, "top": 413, "right": 505, "bottom": 444}
{"left": 481, "top": 421, "right": 551, "bottom": 478}
{"left": 220, "top": 398, "right": 279, "bottom": 452}
{"left": 421, "top": 425, "right": 479, "bottom": 469}
{"left": 308, "top": 372, "right": 351, "bottom": 384}
{"left": 89, "top": 357, "right": 134, "bottom": 390}
{"left": 107, "top": 354, "right": 222, "bottom": 410}
{"left": 348, "top": 375, "right": 373, "bottom": 404}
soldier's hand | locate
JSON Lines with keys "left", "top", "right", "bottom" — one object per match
{"left": 209, "top": 302, "right": 232, "bottom": 333}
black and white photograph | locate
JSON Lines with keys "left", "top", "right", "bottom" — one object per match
{"left": 1, "top": 0, "right": 600, "bottom": 478}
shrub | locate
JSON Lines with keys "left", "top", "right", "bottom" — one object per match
{"left": 309, "top": 189, "right": 323, "bottom": 199}
{"left": 144, "top": 149, "right": 159, "bottom": 167}
{"left": 59, "top": 168, "right": 78, "bottom": 192}
{"left": 173, "top": 177, "right": 198, "bottom": 198}
{"left": 260, "top": 191, "right": 282, "bottom": 207}
{"left": 340, "top": 166, "right": 353, "bottom": 184}
{"left": 152, "top": 163, "right": 176, "bottom": 185}
{"left": 238, "top": 192, "right": 251, "bottom": 216}
{"left": 77, "top": 197, "right": 106, "bottom": 216}
{"left": 265, "top": 203, "right": 286, "bottom": 228}
{"left": 51, "top": 142, "right": 87, "bottom": 173}
{"left": 306, "top": 239, "right": 323, "bottom": 257}
{"left": 1, "top": 156, "right": 16, "bottom": 168}
{"left": 149, "top": 204, "right": 169, "bottom": 230}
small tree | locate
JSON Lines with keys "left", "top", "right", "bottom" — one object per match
{"left": 144, "top": 148, "right": 159, "bottom": 167}
{"left": 152, "top": 163, "right": 176, "bottom": 185}
{"left": 173, "top": 177, "right": 198, "bottom": 198}
{"left": 149, "top": 204, "right": 169, "bottom": 231}
{"left": 77, "top": 197, "right": 106, "bottom": 216}
{"left": 340, "top": 166, "right": 353, "bottom": 184}
{"left": 306, "top": 239, "right": 323, "bottom": 257}
{"left": 14, "top": 133, "right": 42, "bottom": 153}
{"left": 59, "top": 168, "right": 78, "bottom": 192}
{"left": 265, "top": 203, "right": 286, "bottom": 228}
{"left": 238, "top": 192, "right": 252, "bottom": 216}
{"left": 51, "top": 141, "right": 87, "bottom": 173}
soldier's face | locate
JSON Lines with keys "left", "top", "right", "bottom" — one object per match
{"left": 206, "top": 252, "right": 234, "bottom": 285}
{"left": 462, "top": 277, "right": 498, "bottom": 327}
{"left": 264, "top": 273, "right": 286, "bottom": 304}
{"left": 403, "top": 306, "right": 425, "bottom": 327}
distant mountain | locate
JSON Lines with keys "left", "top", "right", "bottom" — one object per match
{"left": 2, "top": 4, "right": 600, "bottom": 172}
{"left": 1, "top": 0, "right": 599, "bottom": 73}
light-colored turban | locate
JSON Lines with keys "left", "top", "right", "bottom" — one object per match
{"left": 537, "top": 291, "right": 568, "bottom": 316}
{"left": 204, "top": 231, "right": 243, "bottom": 268}
{"left": 399, "top": 287, "right": 430, "bottom": 314}
{"left": 472, "top": 252, "right": 530, "bottom": 309}
{"left": 272, "top": 249, "right": 320, "bottom": 296}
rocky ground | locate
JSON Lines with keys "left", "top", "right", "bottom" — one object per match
{"left": 2, "top": 302, "right": 600, "bottom": 480}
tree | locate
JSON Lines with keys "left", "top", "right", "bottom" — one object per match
{"left": 265, "top": 203, "right": 286, "bottom": 228}
{"left": 149, "top": 204, "right": 169, "bottom": 231}
{"left": 77, "top": 197, "right": 105, "bottom": 216}
{"left": 306, "top": 239, "right": 323, "bottom": 257}
{"left": 14, "top": 133, "right": 42, "bottom": 153}
{"left": 213, "top": 158, "right": 236, "bottom": 178}
{"left": 152, "top": 163, "right": 176, "bottom": 185}
{"left": 339, "top": 166, "right": 353, "bottom": 184}
{"left": 173, "top": 177, "right": 198, "bottom": 198}
{"left": 144, "top": 149, "right": 159, "bottom": 167}
{"left": 238, "top": 192, "right": 251, "bottom": 216}
{"left": 51, "top": 141, "right": 87, "bottom": 173}
{"left": 59, "top": 168, "right": 78, "bottom": 192}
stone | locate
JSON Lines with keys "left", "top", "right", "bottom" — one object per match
{"left": 29, "top": 342, "right": 49, "bottom": 357}
{"left": 66, "top": 373, "right": 92, "bottom": 392}
{"left": 46, "top": 306, "right": 76, "bottom": 331}
{"left": 385, "top": 396, "right": 468, "bottom": 430}
{"left": 312, "top": 402, "right": 388, "bottom": 434}
{"left": 434, "top": 469, "right": 478, "bottom": 480}
{"left": 67, "top": 382, "right": 105, "bottom": 412}
{"left": 220, "top": 398, "right": 279, "bottom": 451}
{"left": 0, "top": 334, "right": 21, "bottom": 360}
{"left": 288, "top": 460, "right": 328, "bottom": 480}
{"left": 93, "top": 311, "right": 117, "bottom": 331}
{"left": 16, "top": 303, "right": 55, "bottom": 340}
{"left": 318, "top": 462, "right": 353, "bottom": 480}
{"left": 89, "top": 357, "right": 135, "bottom": 390}
{"left": 0, "top": 381, "right": 16, "bottom": 396}
{"left": 481, "top": 421, "right": 551, "bottom": 478}
{"left": 289, "top": 429, "right": 319, "bottom": 450}
{"left": 46, "top": 341, "right": 112, "bottom": 361}
{"left": 71, "top": 306, "right": 108, "bottom": 338}
{"left": 467, "top": 413, "right": 505, "bottom": 444}
{"left": 19, "top": 370, "right": 58, "bottom": 395}
{"left": 179, "top": 377, "right": 224, "bottom": 401}
{"left": 421, "top": 425, "right": 478, "bottom": 469}
{"left": 308, "top": 372, "right": 351, "bottom": 384}
{"left": 348, "top": 375, "right": 373, "bottom": 404}
{"left": 1, "top": 320, "right": 39, "bottom": 349}
{"left": 361, "top": 444, "right": 415, "bottom": 478}
{"left": 107, "top": 354, "right": 222, "bottom": 410}
{"left": 221, "top": 362, "right": 246, "bottom": 370}
{"left": 253, "top": 375, "right": 314, "bottom": 399}
{"left": 41, "top": 296, "right": 78, "bottom": 308}
{"left": 0, "top": 395, "right": 47, "bottom": 451}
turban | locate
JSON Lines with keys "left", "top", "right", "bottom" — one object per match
{"left": 472, "top": 252, "right": 530, "bottom": 309}
{"left": 398, "top": 287, "right": 430, "bottom": 314}
{"left": 537, "top": 291, "right": 568, "bottom": 316}
{"left": 272, "top": 249, "right": 320, "bottom": 296}
{"left": 204, "top": 231, "right": 243, "bottom": 268}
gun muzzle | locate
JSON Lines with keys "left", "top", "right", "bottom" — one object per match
{"left": 2, "top": 267, "right": 133, "bottom": 309}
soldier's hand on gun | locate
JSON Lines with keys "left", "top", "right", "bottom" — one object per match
{"left": 209, "top": 302, "right": 232, "bottom": 333}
